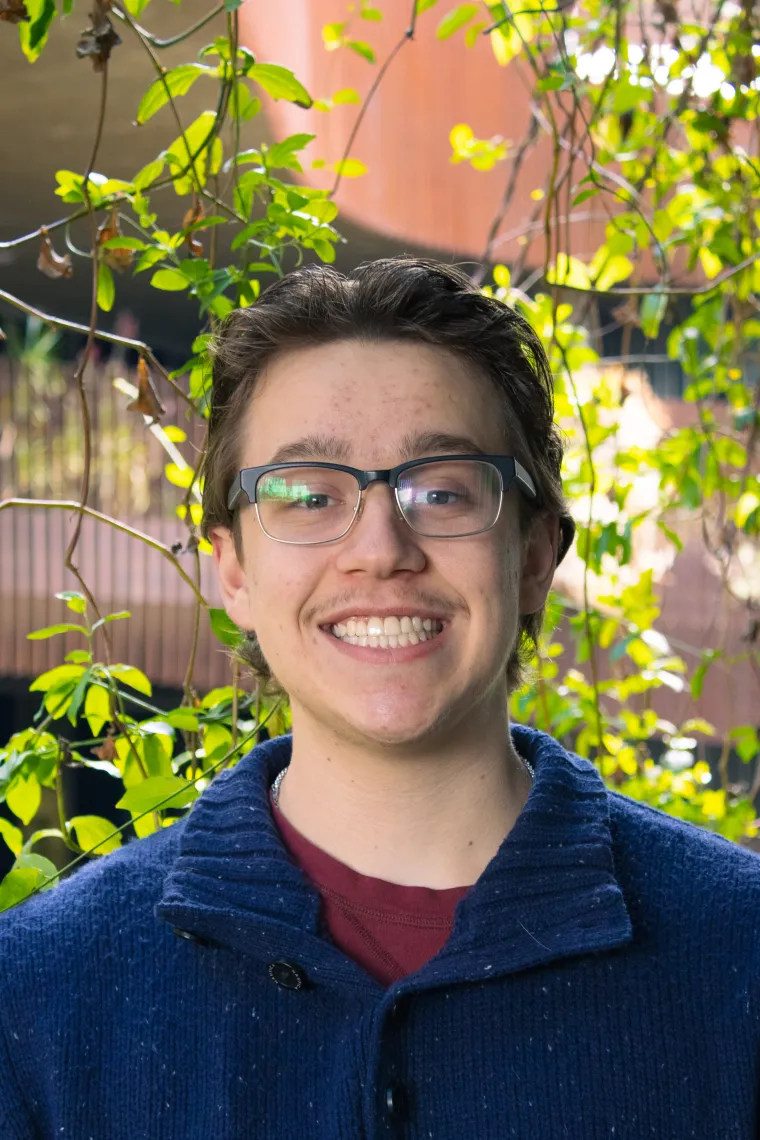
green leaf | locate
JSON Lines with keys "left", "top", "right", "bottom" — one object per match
{"left": 97, "top": 262, "right": 115, "bottom": 313}
{"left": 266, "top": 133, "right": 316, "bottom": 171}
{"left": 116, "top": 775, "right": 198, "bottom": 815}
{"left": 209, "top": 607, "right": 242, "bottom": 647}
{"left": 166, "top": 110, "right": 218, "bottom": 195}
{"left": 640, "top": 292, "right": 667, "bottom": 340}
{"left": 108, "top": 664, "right": 152, "bottom": 697}
{"left": 55, "top": 590, "right": 87, "bottom": 614}
{"left": 65, "top": 649, "right": 92, "bottom": 665}
{"left": 91, "top": 611, "right": 131, "bottom": 632}
{"left": 333, "top": 158, "right": 368, "bottom": 178}
{"left": 346, "top": 40, "right": 375, "bottom": 62}
{"left": 151, "top": 268, "right": 191, "bottom": 291}
{"left": 361, "top": 5, "right": 382, "bottom": 19}
{"left": 248, "top": 63, "right": 313, "bottom": 108}
{"left": 436, "top": 3, "right": 477, "bottom": 39}
{"left": 223, "top": 0, "right": 243, "bottom": 9}
{"left": 67, "top": 667, "right": 93, "bottom": 726}
{"left": 6, "top": 774, "right": 41, "bottom": 826}
{"left": 229, "top": 82, "right": 261, "bottom": 121}
{"left": 85, "top": 682, "right": 112, "bottom": 736}
{"left": 27, "top": 623, "right": 87, "bottom": 641}
{"left": 416, "top": 0, "right": 440, "bottom": 9}
{"left": 101, "top": 236, "right": 147, "bottom": 251}
{"left": 736, "top": 492, "right": 760, "bottom": 528}
{"left": 30, "top": 664, "right": 85, "bottom": 694}
{"left": 68, "top": 815, "right": 122, "bottom": 855}
{"left": 0, "top": 819, "right": 23, "bottom": 856}
{"left": 19, "top": 0, "right": 56, "bottom": 62}
{"left": 0, "top": 865, "right": 51, "bottom": 911}
{"left": 166, "top": 708, "right": 200, "bottom": 731}
{"left": 122, "top": 0, "right": 151, "bottom": 14}
{"left": 133, "top": 157, "right": 165, "bottom": 191}
{"left": 136, "top": 65, "right": 211, "bottom": 125}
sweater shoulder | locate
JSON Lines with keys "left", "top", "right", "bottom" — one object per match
{"left": 607, "top": 788, "right": 760, "bottom": 926}
{"left": 0, "top": 817, "right": 183, "bottom": 950}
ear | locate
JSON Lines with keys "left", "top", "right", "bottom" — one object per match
{"left": 210, "top": 526, "right": 256, "bottom": 630}
{"left": 519, "top": 512, "right": 559, "bottom": 616}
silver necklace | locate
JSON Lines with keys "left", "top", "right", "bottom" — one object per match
{"left": 270, "top": 754, "right": 534, "bottom": 807}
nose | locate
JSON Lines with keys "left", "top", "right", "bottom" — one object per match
{"left": 333, "top": 481, "right": 424, "bottom": 574}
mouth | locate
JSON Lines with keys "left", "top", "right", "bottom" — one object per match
{"left": 318, "top": 615, "right": 449, "bottom": 659}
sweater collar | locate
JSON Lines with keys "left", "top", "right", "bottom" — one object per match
{"left": 156, "top": 724, "right": 632, "bottom": 990}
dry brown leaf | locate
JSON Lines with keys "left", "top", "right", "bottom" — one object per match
{"left": 97, "top": 209, "right": 133, "bottom": 272}
{"left": 0, "top": 0, "right": 29, "bottom": 22}
{"left": 76, "top": 2, "right": 121, "bottom": 72}
{"left": 126, "top": 357, "right": 166, "bottom": 423}
{"left": 37, "top": 229, "right": 73, "bottom": 279}
{"left": 182, "top": 201, "right": 206, "bottom": 258}
{"left": 92, "top": 735, "right": 117, "bottom": 761}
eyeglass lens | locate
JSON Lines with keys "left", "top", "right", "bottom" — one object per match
{"left": 254, "top": 461, "right": 502, "bottom": 542}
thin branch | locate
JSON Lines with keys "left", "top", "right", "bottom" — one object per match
{"left": 111, "top": 2, "right": 225, "bottom": 49}
{"left": 329, "top": 0, "right": 418, "bottom": 198}
{"left": 0, "top": 499, "right": 208, "bottom": 607}
{"left": 0, "top": 288, "right": 197, "bottom": 411}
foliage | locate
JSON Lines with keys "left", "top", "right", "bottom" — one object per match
{"left": 0, "top": 0, "right": 759, "bottom": 910}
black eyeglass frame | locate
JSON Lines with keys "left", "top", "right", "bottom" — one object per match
{"left": 226, "top": 453, "right": 552, "bottom": 543}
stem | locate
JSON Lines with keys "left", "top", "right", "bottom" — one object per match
{"left": 111, "top": 2, "right": 225, "bottom": 49}
{"left": 0, "top": 499, "right": 207, "bottom": 606}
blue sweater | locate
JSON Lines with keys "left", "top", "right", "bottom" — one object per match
{"left": 1, "top": 723, "right": 760, "bottom": 1139}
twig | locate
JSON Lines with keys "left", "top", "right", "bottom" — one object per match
{"left": 329, "top": 0, "right": 418, "bottom": 198}
{"left": 111, "top": 2, "right": 225, "bottom": 49}
{"left": 0, "top": 288, "right": 197, "bottom": 411}
{"left": 0, "top": 499, "right": 208, "bottom": 607}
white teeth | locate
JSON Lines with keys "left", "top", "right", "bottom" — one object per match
{"left": 328, "top": 615, "right": 444, "bottom": 648}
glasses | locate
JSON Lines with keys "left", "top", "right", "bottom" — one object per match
{"left": 226, "top": 454, "right": 540, "bottom": 545}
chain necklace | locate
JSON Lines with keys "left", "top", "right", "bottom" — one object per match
{"left": 270, "top": 754, "right": 535, "bottom": 807}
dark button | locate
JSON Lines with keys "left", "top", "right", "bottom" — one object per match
{"left": 383, "top": 1080, "right": 410, "bottom": 1122}
{"left": 268, "top": 960, "right": 307, "bottom": 990}
{"left": 173, "top": 927, "right": 215, "bottom": 947}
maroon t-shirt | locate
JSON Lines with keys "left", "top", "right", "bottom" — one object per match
{"left": 269, "top": 789, "right": 471, "bottom": 987}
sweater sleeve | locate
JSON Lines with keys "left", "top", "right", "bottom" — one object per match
{"left": 0, "top": 1002, "right": 36, "bottom": 1140}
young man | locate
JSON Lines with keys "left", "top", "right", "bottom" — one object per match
{"left": 1, "top": 258, "right": 759, "bottom": 1139}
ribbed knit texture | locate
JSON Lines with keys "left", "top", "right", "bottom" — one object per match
{"left": 1, "top": 723, "right": 759, "bottom": 1139}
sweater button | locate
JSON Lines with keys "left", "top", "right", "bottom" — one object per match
{"left": 268, "top": 960, "right": 307, "bottom": 990}
{"left": 383, "top": 1080, "right": 410, "bottom": 1122}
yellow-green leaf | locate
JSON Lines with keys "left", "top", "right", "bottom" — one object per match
{"left": 108, "top": 665, "right": 152, "bottom": 697}
{"left": 164, "top": 462, "right": 195, "bottom": 488}
{"left": 0, "top": 819, "right": 23, "bottom": 856}
{"left": 6, "top": 774, "right": 41, "bottom": 826}
{"left": 97, "top": 262, "right": 115, "bottom": 312}
{"left": 333, "top": 87, "right": 361, "bottom": 104}
{"left": 68, "top": 815, "right": 122, "bottom": 855}
{"left": 736, "top": 492, "right": 760, "bottom": 528}
{"left": 27, "top": 623, "right": 87, "bottom": 641}
{"left": 85, "top": 682, "right": 112, "bottom": 736}
{"left": 436, "top": 3, "right": 478, "bottom": 39}
{"left": 248, "top": 63, "right": 312, "bottom": 108}
{"left": 116, "top": 775, "right": 198, "bottom": 815}
{"left": 30, "top": 664, "right": 85, "bottom": 693}
{"left": 332, "top": 158, "right": 368, "bottom": 178}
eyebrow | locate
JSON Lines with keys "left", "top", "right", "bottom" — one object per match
{"left": 267, "top": 430, "right": 488, "bottom": 466}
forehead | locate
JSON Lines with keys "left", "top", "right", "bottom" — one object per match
{"left": 241, "top": 339, "right": 507, "bottom": 464}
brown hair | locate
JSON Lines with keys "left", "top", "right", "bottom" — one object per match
{"left": 201, "top": 256, "right": 575, "bottom": 696}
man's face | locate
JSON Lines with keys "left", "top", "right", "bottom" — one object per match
{"left": 211, "top": 339, "right": 556, "bottom": 750}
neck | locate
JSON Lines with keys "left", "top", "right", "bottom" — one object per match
{"left": 273, "top": 703, "right": 532, "bottom": 889}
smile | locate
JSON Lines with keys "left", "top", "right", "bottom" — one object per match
{"left": 323, "top": 615, "right": 446, "bottom": 650}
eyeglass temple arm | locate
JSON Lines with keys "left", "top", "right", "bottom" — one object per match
{"left": 513, "top": 459, "right": 537, "bottom": 501}
{"left": 227, "top": 473, "right": 243, "bottom": 512}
